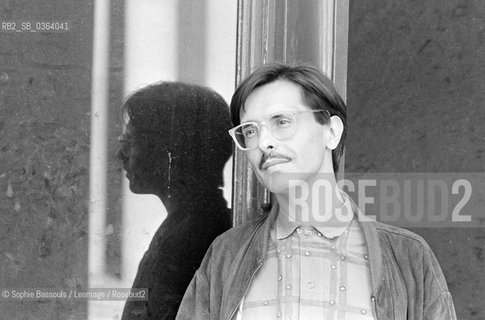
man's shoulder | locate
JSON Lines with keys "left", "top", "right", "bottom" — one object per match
{"left": 209, "top": 214, "right": 268, "bottom": 251}
{"left": 371, "top": 220, "right": 434, "bottom": 254}
{"left": 374, "top": 220, "right": 425, "bottom": 240}
{"left": 370, "top": 220, "right": 451, "bottom": 297}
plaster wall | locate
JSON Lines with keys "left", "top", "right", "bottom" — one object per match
{"left": 0, "top": 0, "right": 93, "bottom": 318}
{"left": 1, "top": 0, "right": 236, "bottom": 319}
{"left": 347, "top": 1, "right": 485, "bottom": 318}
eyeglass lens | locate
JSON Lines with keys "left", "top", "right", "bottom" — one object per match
{"left": 235, "top": 113, "right": 297, "bottom": 149}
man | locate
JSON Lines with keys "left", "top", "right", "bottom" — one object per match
{"left": 176, "top": 64, "right": 456, "bottom": 320}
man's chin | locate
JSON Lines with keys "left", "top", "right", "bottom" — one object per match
{"left": 261, "top": 171, "right": 315, "bottom": 194}
{"left": 263, "top": 173, "right": 293, "bottom": 194}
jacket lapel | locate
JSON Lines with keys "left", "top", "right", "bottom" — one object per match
{"left": 220, "top": 202, "right": 279, "bottom": 320}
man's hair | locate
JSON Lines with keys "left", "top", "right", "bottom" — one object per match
{"left": 230, "top": 63, "right": 347, "bottom": 173}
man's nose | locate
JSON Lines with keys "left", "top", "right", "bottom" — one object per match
{"left": 257, "top": 125, "right": 276, "bottom": 151}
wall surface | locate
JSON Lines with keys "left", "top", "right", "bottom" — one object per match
{"left": 0, "top": 0, "right": 93, "bottom": 318}
{"left": 347, "top": 1, "right": 485, "bottom": 319}
{"left": 1, "top": 0, "right": 236, "bottom": 318}
{"left": 0, "top": 0, "right": 128, "bottom": 318}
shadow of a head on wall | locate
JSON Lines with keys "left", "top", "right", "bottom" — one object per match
{"left": 116, "top": 81, "right": 233, "bottom": 320}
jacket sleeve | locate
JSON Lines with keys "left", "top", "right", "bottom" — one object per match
{"left": 424, "top": 291, "right": 457, "bottom": 320}
{"left": 175, "top": 269, "right": 210, "bottom": 320}
{"left": 422, "top": 244, "right": 457, "bottom": 320}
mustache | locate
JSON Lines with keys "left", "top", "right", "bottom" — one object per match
{"left": 259, "top": 152, "right": 292, "bottom": 170}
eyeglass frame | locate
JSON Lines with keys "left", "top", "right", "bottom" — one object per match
{"left": 228, "top": 109, "right": 330, "bottom": 151}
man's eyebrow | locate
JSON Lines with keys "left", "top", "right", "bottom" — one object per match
{"left": 240, "top": 109, "right": 297, "bottom": 123}
{"left": 240, "top": 119, "right": 258, "bottom": 124}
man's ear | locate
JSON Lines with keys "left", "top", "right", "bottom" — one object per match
{"left": 326, "top": 116, "right": 344, "bottom": 150}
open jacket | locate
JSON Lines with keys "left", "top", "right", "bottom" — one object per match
{"left": 175, "top": 200, "right": 457, "bottom": 320}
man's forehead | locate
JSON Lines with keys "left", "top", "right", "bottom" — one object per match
{"left": 240, "top": 103, "right": 310, "bottom": 120}
{"left": 240, "top": 80, "right": 308, "bottom": 121}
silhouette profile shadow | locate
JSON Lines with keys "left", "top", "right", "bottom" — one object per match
{"left": 116, "top": 82, "right": 233, "bottom": 320}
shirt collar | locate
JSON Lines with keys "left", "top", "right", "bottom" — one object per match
{"left": 275, "top": 192, "right": 354, "bottom": 240}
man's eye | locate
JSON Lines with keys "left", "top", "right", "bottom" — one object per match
{"left": 242, "top": 127, "right": 258, "bottom": 138}
{"left": 274, "top": 117, "right": 292, "bottom": 128}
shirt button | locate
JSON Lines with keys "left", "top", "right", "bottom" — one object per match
{"left": 331, "top": 245, "right": 336, "bottom": 250}
{"left": 286, "top": 284, "right": 292, "bottom": 290}
{"left": 304, "top": 251, "right": 311, "bottom": 256}
{"left": 329, "top": 300, "right": 335, "bottom": 306}
{"left": 331, "top": 264, "right": 337, "bottom": 269}
{"left": 361, "top": 309, "right": 367, "bottom": 315}
{"left": 307, "top": 281, "right": 315, "bottom": 289}
{"left": 277, "top": 248, "right": 281, "bottom": 254}
{"left": 340, "top": 255, "right": 346, "bottom": 261}
{"left": 263, "top": 300, "right": 269, "bottom": 306}
{"left": 339, "top": 285, "right": 346, "bottom": 291}
{"left": 364, "top": 253, "right": 369, "bottom": 260}
{"left": 276, "top": 312, "right": 282, "bottom": 318}
{"left": 297, "top": 228, "right": 302, "bottom": 234}
{"left": 317, "top": 232, "right": 322, "bottom": 237}
{"left": 285, "top": 253, "right": 292, "bottom": 258}
{"left": 278, "top": 275, "right": 282, "bottom": 281}
{"left": 371, "top": 296, "right": 376, "bottom": 302}
{"left": 304, "top": 229, "right": 311, "bottom": 236}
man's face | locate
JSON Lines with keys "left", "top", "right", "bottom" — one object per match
{"left": 240, "top": 79, "right": 334, "bottom": 194}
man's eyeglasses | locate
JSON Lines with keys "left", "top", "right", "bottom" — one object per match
{"left": 228, "top": 109, "right": 328, "bottom": 151}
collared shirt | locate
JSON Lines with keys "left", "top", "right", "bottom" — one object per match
{"left": 238, "top": 198, "right": 376, "bottom": 320}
